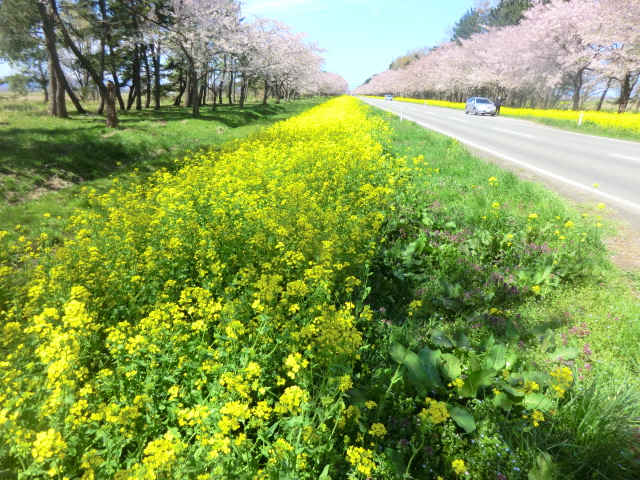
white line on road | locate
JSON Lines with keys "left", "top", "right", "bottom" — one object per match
{"left": 405, "top": 118, "right": 640, "bottom": 213}
{"left": 609, "top": 153, "right": 640, "bottom": 162}
{"left": 447, "top": 117, "right": 468, "bottom": 123}
{"left": 494, "top": 127, "right": 536, "bottom": 139}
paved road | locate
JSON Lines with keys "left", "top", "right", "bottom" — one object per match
{"left": 361, "top": 97, "right": 640, "bottom": 230}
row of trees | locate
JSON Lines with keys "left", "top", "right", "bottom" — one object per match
{"left": 353, "top": 0, "right": 640, "bottom": 112}
{"left": 0, "top": 0, "right": 348, "bottom": 127}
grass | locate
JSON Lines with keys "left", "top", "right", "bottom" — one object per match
{"left": 0, "top": 97, "right": 328, "bottom": 243}
{"left": 363, "top": 107, "right": 640, "bottom": 476}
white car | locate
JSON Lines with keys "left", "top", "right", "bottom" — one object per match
{"left": 465, "top": 97, "right": 496, "bottom": 116}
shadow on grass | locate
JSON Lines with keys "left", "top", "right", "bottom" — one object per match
{"left": 0, "top": 100, "right": 318, "bottom": 204}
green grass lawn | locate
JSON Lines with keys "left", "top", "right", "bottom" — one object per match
{"left": 0, "top": 97, "right": 327, "bottom": 243}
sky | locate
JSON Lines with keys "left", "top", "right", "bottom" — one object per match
{"left": 241, "top": 0, "right": 475, "bottom": 90}
{"left": 0, "top": 0, "right": 475, "bottom": 90}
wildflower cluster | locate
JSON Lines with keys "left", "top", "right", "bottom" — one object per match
{"left": 0, "top": 96, "right": 407, "bottom": 478}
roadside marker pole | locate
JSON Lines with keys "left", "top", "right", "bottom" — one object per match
{"left": 401, "top": 107, "right": 403, "bottom": 122}
{"left": 578, "top": 112, "right": 584, "bottom": 126}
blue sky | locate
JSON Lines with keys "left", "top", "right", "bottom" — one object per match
{"left": 241, "top": 0, "right": 474, "bottom": 89}
{"left": 0, "top": 0, "right": 474, "bottom": 90}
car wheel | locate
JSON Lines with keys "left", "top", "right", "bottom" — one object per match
{"left": 473, "top": 108, "right": 477, "bottom": 115}
{"left": 465, "top": 109, "right": 468, "bottom": 114}
{"left": 491, "top": 113, "right": 496, "bottom": 116}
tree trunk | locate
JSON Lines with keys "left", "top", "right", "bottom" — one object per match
{"left": 152, "top": 44, "right": 161, "bottom": 110}
{"left": 262, "top": 79, "right": 269, "bottom": 105}
{"left": 106, "top": 81, "right": 118, "bottom": 128}
{"left": 46, "top": 0, "right": 117, "bottom": 127}
{"left": 142, "top": 45, "right": 151, "bottom": 109}
{"left": 571, "top": 68, "right": 585, "bottom": 111}
{"left": 618, "top": 73, "right": 638, "bottom": 114}
{"left": 48, "top": 57, "right": 59, "bottom": 116}
{"left": 173, "top": 68, "right": 185, "bottom": 106}
{"left": 239, "top": 77, "right": 246, "bottom": 108}
{"left": 38, "top": 1, "right": 67, "bottom": 118}
{"left": 127, "top": 44, "right": 141, "bottom": 110}
{"left": 595, "top": 78, "right": 612, "bottom": 112}
{"left": 64, "top": 82, "right": 87, "bottom": 114}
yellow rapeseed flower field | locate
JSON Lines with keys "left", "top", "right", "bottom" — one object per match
{"left": 0, "top": 96, "right": 424, "bottom": 478}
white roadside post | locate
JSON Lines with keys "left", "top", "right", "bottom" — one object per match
{"left": 578, "top": 112, "right": 584, "bottom": 126}
{"left": 400, "top": 107, "right": 403, "bottom": 122}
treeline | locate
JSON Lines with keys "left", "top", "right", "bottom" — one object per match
{"left": 354, "top": 0, "right": 639, "bottom": 112}
{"left": 0, "top": 0, "right": 348, "bottom": 127}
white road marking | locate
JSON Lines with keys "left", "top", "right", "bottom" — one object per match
{"left": 447, "top": 116, "right": 468, "bottom": 123}
{"left": 406, "top": 118, "right": 640, "bottom": 213}
{"left": 609, "top": 153, "right": 640, "bottom": 162}
{"left": 494, "top": 127, "right": 535, "bottom": 139}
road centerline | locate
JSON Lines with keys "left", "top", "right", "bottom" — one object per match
{"left": 493, "top": 127, "right": 536, "bottom": 138}
{"left": 609, "top": 153, "right": 640, "bottom": 162}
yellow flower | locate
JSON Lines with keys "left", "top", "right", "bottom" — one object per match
{"left": 346, "top": 446, "right": 377, "bottom": 476}
{"left": 531, "top": 285, "right": 542, "bottom": 295}
{"left": 368, "top": 423, "right": 387, "bottom": 437}
{"left": 452, "top": 459, "right": 466, "bottom": 475}
{"left": 419, "top": 398, "right": 450, "bottom": 424}
{"left": 365, "top": 400, "right": 377, "bottom": 410}
{"left": 532, "top": 409, "right": 545, "bottom": 427}
{"left": 32, "top": 429, "right": 67, "bottom": 463}
{"left": 338, "top": 374, "right": 353, "bottom": 392}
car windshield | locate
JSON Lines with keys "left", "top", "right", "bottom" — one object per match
{"left": 476, "top": 98, "right": 492, "bottom": 104}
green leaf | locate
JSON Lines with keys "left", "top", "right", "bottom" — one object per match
{"left": 318, "top": 465, "right": 332, "bottom": 480}
{"left": 482, "top": 344, "right": 506, "bottom": 370}
{"left": 528, "top": 452, "right": 555, "bottom": 480}
{"left": 500, "top": 382, "right": 524, "bottom": 398}
{"left": 523, "top": 393, "right": 554, "bottom": 412}
{"left": 492, "top": 392, "right": 514, "bottom": 411}
{"left": 446, "top": 405, "right": 476, "bottom": 433}
{"left": 431, "top": 329, "right": 454, "bottom": 348}
{"left": 390, "top": 343, "right": 427, "bottom": 387}
{"left": 458, "top": 368, "right": 496, "bottom": 397}
{"left": 418, "top": 346, "right": 443, "bottom": 389}
{"left": 439, "top": 353, "right": 462, "bottom": 381}
{"left": 452, "top": 331, "right": 470, "bottom": 349}
{"left": 522, "top": 371, "right": 553, "bottom": 388}
{"left": 383, "top": 447, "right": 407, "bottom": 476}
{"left": 549, "top": 346, "right": 579, "bottom": 361}
{"left": 539, "top": 329, "right": 555, "bottom": 353}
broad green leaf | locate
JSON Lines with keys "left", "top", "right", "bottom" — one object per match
{"left": 458, "top": 368, "right": 496, "bottom": 397}
{"left": 492, "top": 392, "right": 514, "bottom": 411}
{"left": 439, "top": 353, "right": 462, "bottom": 381}
{"left": 523, "top": 393, "right": 554, "bottom": 412}
{"left": 539, "top": 329, "right": 555, "bottom": 353}
{"left": 483, "top": 344, "right": 506, "bottom": 370}
{"left": 452, "top": 331, "right": 470, "bottom": 349}
{"left": 549, "top": 346, "right": 579, "bottom": 361}
{"left": 522, "top": 371, "right": 553, "bottom": 388}
{"left": 446, "top": 405, "right": 476, "bottom": 433}
{"left": 418, "top": 346, "right": 443, "bottom": 388}
{"left": 527, "top": 452, "right": 555, "bottom": 480}
{"left": 500, "top": 383, "right": 524, "bottom": 398}
{"left": 318, "top": 465, "right": 332, "bottom": 480}
{"left": 384, "top": 447, "right": 407, "bottom": 476}
{"left": 431, "top": 329, "right": 454, "bottom": 348}
{"left": 390, "top": 343, "right": 430, "bottom": 395}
